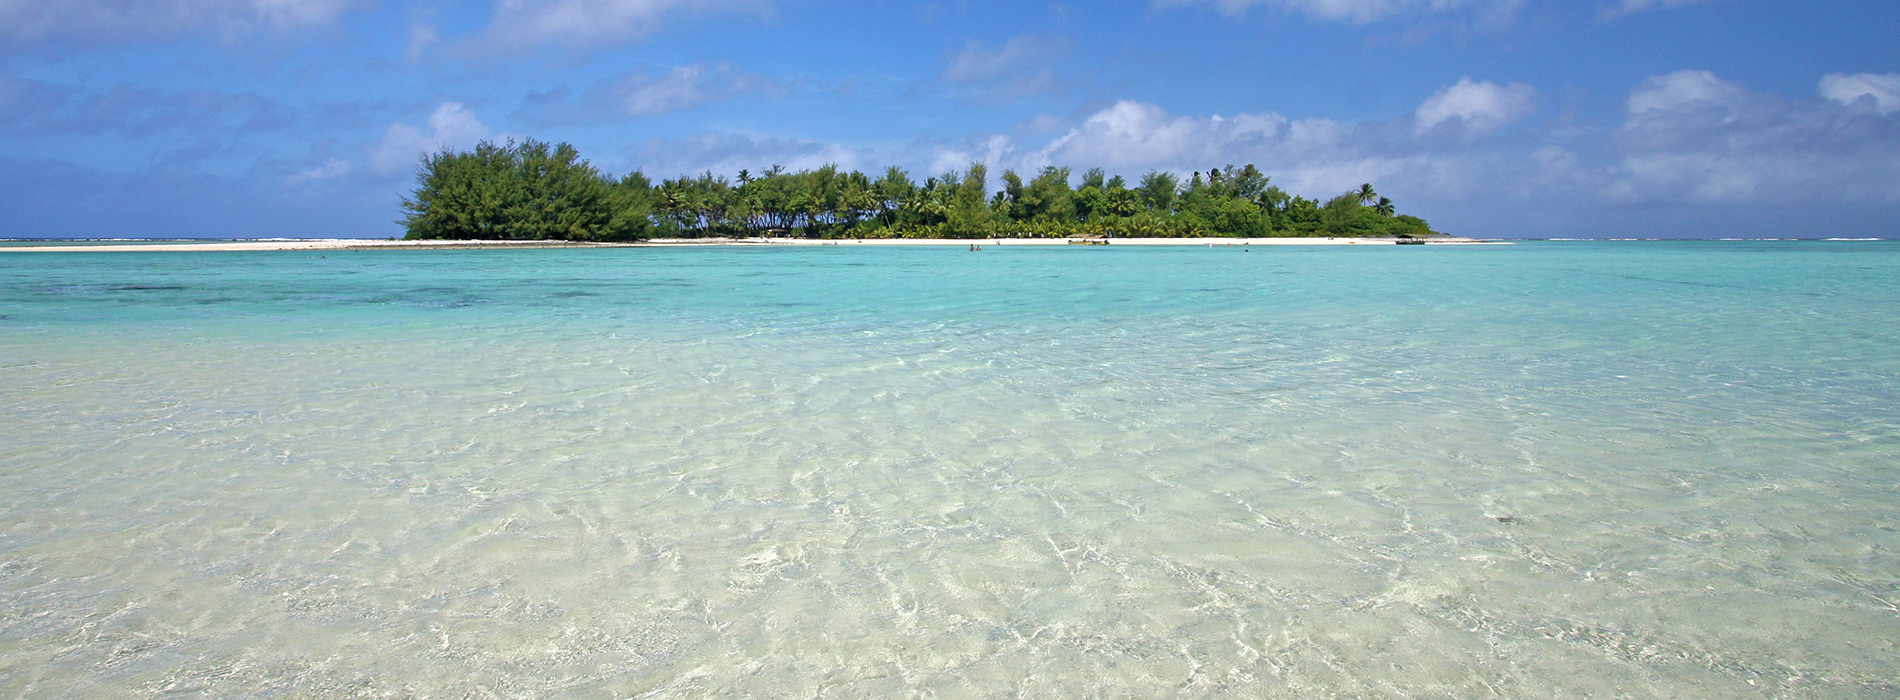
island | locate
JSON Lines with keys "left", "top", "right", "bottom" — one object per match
{"left": 401, "top": 139, "right": 1447, "bottom": 242}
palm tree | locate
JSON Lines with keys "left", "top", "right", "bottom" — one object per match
{"left": 1354, "top": 183, "right": 1377, "bottom": 205}
{"left": 1374, "top": 196, "right": 1395, "bottom": 217}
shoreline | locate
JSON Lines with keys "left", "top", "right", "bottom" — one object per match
{"left": 647, "top": 236, "right": 1504, "bottom": 247}
{"left": 0, "top": 236, "right": 1505, "bottom": 252}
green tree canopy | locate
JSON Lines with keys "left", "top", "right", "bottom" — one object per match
{"left": 402, "top": 141, "right": 1441, "bottom": 240}
{"left": 401, "top": 139, "right": 641, "bottom": 241}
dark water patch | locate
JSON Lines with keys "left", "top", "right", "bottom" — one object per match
{"left": 1577, "top": 269, "right": 1866, "bottom": 299}
{"left": 350, "top": 291, "right": 493, "bottom": 309}
{"left": 408, "top": 295, "right": 487, "bottom": 309}
{"left": 551, "top": 290, "right": 601, "bottom": 298}
{"left": 378, "top": 294, "right": 487, "bottom": 309}
{"left": 395, "top": 286, "right": 496, "bottom": 301}
{"left": 26, "top": 283, "right": 197, "bottom": 297}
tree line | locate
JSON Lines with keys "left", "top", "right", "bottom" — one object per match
{"left": 400, "top": 139, "right": 1438, "bottom": 241}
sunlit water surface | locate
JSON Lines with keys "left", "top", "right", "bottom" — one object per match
{"left": 2, "top": 242, "right": 1897, "bottom": 697}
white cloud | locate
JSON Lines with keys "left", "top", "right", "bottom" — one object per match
{"left": 1035, "top": 101, "right": 1282, "bottom": 169}
{"left": 1606, "top": 153, "right": 1759, "bottom": 203}
{"left": 943, "top": 36, "right": 1058, "bottom": 82}
{"left": 1415, "top": 78, "right": 1537, "bottom": 134}
{"left": 940, "top": 35, "right": 1070, "bottom": 102}
{"left": 616, "top": 65, "right": 744, "bottom": 115}
{"left": 928, "top": 135, "right": 1015, "bottom": 176}
{"left": 288, "top": 157, "right": 352, "bottom": 184}
{"left": 479, "top": 0, "right": 771, "bottom": 50}
{"left": 1153, "top": 0, "right": 1516, "bottom": 24}
{"left": 1020, "top": 100, "right": 1429, "bottom": 198}
{"left": 1627, "top": 69, "right": 1743, "bottom": 114}
{"left": 1607, "top": 70, "right": 1900, "bottom": 206}
{"left": 1601, "top": 0, "right": 1719, "bottom": 19}
{"left": 370, "top": 103, "right": 495, "bottom": 173}
{"left": 922, "top": 70, "right": 1900, "bottom": 233}
{"left": 0, "top": 0, "right": 361, "bottom": 44}
{"left": 405, "top": 24, "right": 439, "bottom": 62}
{"left": 1019, "top": 114, "right": 1071, "bottom": 135}
{"left": 625, "top": 133, "right": 860, "bottom": 179}
{"left": 779, "top": 68, "right": 1900, "bottom": 236}
{"left": 517, "top": 65, "right": 788, "bottom": 125}
{"left": 1819, "top": 72, "right": 1900, "bottom": 116}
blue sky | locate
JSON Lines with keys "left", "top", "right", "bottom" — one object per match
{"left": 2, "top": 0, "right": 1896, "bottom": 238}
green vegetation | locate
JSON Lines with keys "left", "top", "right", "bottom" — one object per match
{"left": 402, "top": 140, "right": 1439, "bottom": 241}
{"left": 400, "top": 139, "right": 649, "bottom": 241}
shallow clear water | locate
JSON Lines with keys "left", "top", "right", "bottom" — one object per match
{"left": 2, "top": 242, "right": 1897, "bottom": 697}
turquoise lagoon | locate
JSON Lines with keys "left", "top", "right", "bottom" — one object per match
{"left": 1, "top": 242, "right": 1897, "bottom": 696}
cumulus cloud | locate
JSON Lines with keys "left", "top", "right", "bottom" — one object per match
{"left": 902, "top": 68, "right": 1900, "bottom": 236}
{"left": 940, "top": 35, "right": 1070, "bottom": 102}
{"left": 1626, "top": 69, "right": 1743, "bottom": 114}
{"left": 1607, "top": 70, "right": 1900, "bottom": 206}
{"left": 0, "top": 0, "right": 362, "bottom": 45}
{"left": 1153, "top": 0, "right": 1517, "bottom": 24}
{"left": 927, "top": 135, "right": 1016, "bottom": 176}
{"left": 594, "top": 68, "right": 1900, "bottom": 236}
{"left": 1414, "top": 78, "right": 1537, "bottom": 134}
{"left": 478, "top": 0, "right": 772, "bottom": 51}
{"left": 624, "top": 133, "right": 860, "bottom": 179}
{"left": 517, "top": 64, "right": 788, "bottom": 125}
{"left": 1819, "top": 72, "right": 1900, "bottom": 116}
{"left": 370, "top": 103, "right": 495, "bottom": 173}
{"left": 1016, "top": 100, "right": 1435, "bottom": 199}
{"left": 1037, "top": 100, "right": 1285, "bottom": 169}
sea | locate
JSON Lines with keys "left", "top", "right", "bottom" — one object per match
{"left": 1, "top": 241, "right": 1896, "bottom": 697}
